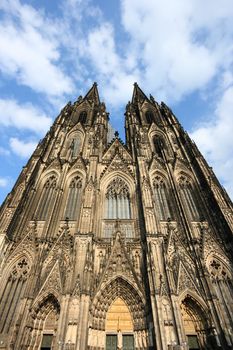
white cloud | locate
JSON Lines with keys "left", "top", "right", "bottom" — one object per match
{"left": 0, "top": 0, "right": 74, "bottom": 97}
{"left": 9, "top": 137, "right": 37, "bottom": 158}
{"left": 80, "top": 23, "right": 139, "bottom": 106}
{"left": 70, "top": 0, "right": 233, "bottom": 107}
{"left": 120, "top": 0, "right": 233, "bottom": 102}
{"left": 0, "top": 177, "right": 8, "bottom": 187}
{"left": 190, "top": 85, "right": 233, "bottom": 199}
{"left": 0, "top": 99, "right": 52, "bottom": 135}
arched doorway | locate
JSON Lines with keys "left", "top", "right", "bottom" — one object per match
{"left": 89, "top": 277, "right": 150, "bottom": 349}
{"left": 105, "top": 297, "right": 134, "bottom": 350}
{"left": 180, "top": 294, "right": 216, "bottom": 350}
{"left": 20, "top": 293, "right": 60, "bottom": 349}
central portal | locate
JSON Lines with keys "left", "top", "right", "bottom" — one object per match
{"left": 105, "top": 298, "right": 134, "bottom": 350}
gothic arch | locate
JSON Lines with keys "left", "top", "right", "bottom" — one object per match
{"left": 66, "top": 169, "right": 86, "bottom": 184}
{"left": 105, "top": 177, "right": 131, "bottom": 219}
{"left": 175, "top": 170, "right": 194, "bottom": 184}
{"left": 23, "top": 293, "right": 60, "bottom": 349}
{"left": 148, "top": 127, "right": 166, "bottom": 140}
{"left": 66, "top": 129, "right": 84, "bottom": 158}
{"left": 206, "top": 255, "right": 232, "bottom": 279}
{"left": 149, "top": 169, "right": 168, "bottom": 182}
{"left": 66, "top": 124, "right": 85, "bottom": 139}
{"left": 34, "top": 171, "right": 60, "bottom": 202}
{"left": 178, "top": 291, "right": 215, "bottom": 350}
{"left": 176, "top": 172, "right": 201, "bottom": 221}
{"left": 205, "top": 254, "right": 233, "bottom": 326}
{"left": 61, "top": 172, "right": 85, "bottom": 221}
{"left": 90, "top": 276, "right": 146, "bottom": 332}
{"left": 39, "top": 170, "right": 60, "bottom": 184}
{"left": 100, "top": 172, "right": 136, "bottom": 224}
{"left": 100, "top": 170, "right": 135, "bottom": 195}
{"left": 0, "top": 255, "right": 31, "bottom": 334}
{"left": 149, "top": 130, "right": 173, "bottom": 160}
{"left": 1, "top": 250, "right": 33, "bottom": 281}
{"left": 205, "top": 252, "right": 232, "bottom": 273}
{"left": 34, "top": 173, "right": 59, "bottom": 220}
{"left": 178, "top": 290, "right": 209, "bottom": 314}
{"left": 32, "top": 291, "right": 61, "bottom": 314}
{"left": 151, "top": 171, "right": 173, "bottom": 220}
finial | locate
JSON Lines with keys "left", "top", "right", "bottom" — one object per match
{"left": 114, "top": 131, "right": 119, "bottom": 138}
{"left": 93, "top": 82, "right": 98, "bottom": 86}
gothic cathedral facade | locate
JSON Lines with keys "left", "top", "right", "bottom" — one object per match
{"left": 0, "top": 83, "right": 233, "bottom": 350}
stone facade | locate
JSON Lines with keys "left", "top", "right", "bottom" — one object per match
{"left": 0, "top": 83, "right": 233, "bottom": 350}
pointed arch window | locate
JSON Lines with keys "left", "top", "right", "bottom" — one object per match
{"left": 35, "top": 176, "right": 57, "bottom": 220}
{"left": 145, "top": 110, "right": 154, "bottom": 124}
{"left": 64, "top": 176, "right": 83, "bottom": 220}
{"left": 153, "top": 176, "right": 172, "bottom": 220}
{"left": 79, "top": 111, "right": 87, "bottom": 124}
{"left": 0, "top": 257, "right": 30, "bottom": 333}
{"left": 153, "top": 136, "right": 165, "bottom": 159}
{"left": 207, "top": 257, "right": 233, "bottom": 320}
{"left": 179, "top": 177, "right": 200, "bottom": 221}
{"left": 105, "top": 177, "right": 131, "bottom": 219}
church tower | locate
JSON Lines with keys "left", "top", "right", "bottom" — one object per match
{"left": 0, "top": 83, "right": 232, "bottom": 350}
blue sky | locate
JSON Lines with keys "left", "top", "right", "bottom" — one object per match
{"left": 0, "top": 0, "right": 233, "bottom": 204}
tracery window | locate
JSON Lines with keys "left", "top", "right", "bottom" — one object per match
{"left": 105, "top": 177, "right": 131, "bottom": 219}
{"left": 79, "top": 111, "right": 87, "bottom": 124}
{"left": 178, "top": 176, "right": 199, "bottom": 221}
{"left": 0, "top": 257, "right": 30, "bottom": 333}
{"left": 153, "top": 176, "right": 172, "bottom": 220}
{"left": 207, "top": 258, "right": 233, "bottom": 326}
{"left": 35, "top": 176, "right": 57, "bottom": 220}
{"left": 64, "top": 176, "right": 82, "bottom": 220}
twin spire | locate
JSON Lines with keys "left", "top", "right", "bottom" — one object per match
{"left": 80, "top": 82, "right": 153, "bottom": 106}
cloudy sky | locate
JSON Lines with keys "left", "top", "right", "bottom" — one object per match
{"left": 0, "top": 0, "right": 233, "bottom": 204}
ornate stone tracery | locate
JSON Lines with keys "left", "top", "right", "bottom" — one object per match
{"left": 64, "top": 175, "right": 83, "bottom": 220}
{"left": 35, "top": 175, "right": 58, "bottom": 220}
{"left": 105, "top": 177, "right": 131, "bottom": 220}
{"left": 0, "top": 83, "right": 232, "bottom": 350}
{"left": 152, "top": 175, "right": 172, "bottom": 221}
{"left": 91, "top": 277, "right": 146, "bottom": 332}
{"left": 178, "top": 175, "right": 200, "bottom": 221}
{"left": 0, "top": 257, "right": 30, "bottom": 334}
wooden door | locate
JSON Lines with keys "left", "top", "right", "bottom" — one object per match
{"left": 106, "top": 334, "right": 117, "bottom": 350}
{"left": 123, "top": 334, "right": 134, "bottom": 350}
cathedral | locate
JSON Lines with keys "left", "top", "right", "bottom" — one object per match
{"left": 0, "top": 83, "right": 233, "bottom": 350}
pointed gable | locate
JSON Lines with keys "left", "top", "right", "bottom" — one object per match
{"left": 132, "top": 82, "right": 149, "bottom": 105}
{"left": 36, "top": 261, "right": 63, "bottom": 299}
{"left": 83, "top": 82, "right": 100, "bottom": 105}
{"left": 45, "top": 157, "right": 62, "bottom": 172}
{"left": 102, "top": 138, "right": 132, "bottom": 162}
{"left": 97, "top": 232, "right": 143, "bottom": 292}
{"left": 177, "top": 261, "right": 200, "bottom": 295}
{"left": 68, "top": 155, "right": 87, "bottom": 173}
{"left": 101, "top": 138, "right": 134, "bottom": 178}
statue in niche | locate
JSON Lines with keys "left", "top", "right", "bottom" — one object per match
{"left": 70, "top": 137, "right": 80, "bottom": 158}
